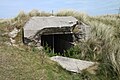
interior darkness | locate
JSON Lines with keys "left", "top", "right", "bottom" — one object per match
{"left": 41, "top": 34, "right": 73, "bottom": 54}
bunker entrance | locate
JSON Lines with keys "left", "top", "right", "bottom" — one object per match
{"left": 41, "top": 34, "right": 74, "bottom": 54}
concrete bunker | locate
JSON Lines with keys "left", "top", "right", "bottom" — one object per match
{"left": 23, "top": 16, "right": 90, "bottom": 53}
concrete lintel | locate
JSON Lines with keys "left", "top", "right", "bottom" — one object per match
{"left": 42, "top": 32, "right": 73, "bottom": 35}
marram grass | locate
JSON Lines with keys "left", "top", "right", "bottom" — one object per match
{"left": 0, "top": 10, "right": 120, "bottom": 80}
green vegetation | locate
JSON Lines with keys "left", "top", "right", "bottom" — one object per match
{"left": 0, "top": 44, "right": 83, "bottom": 80}
{"left": 0, "top": 10, "right": 120, "bottom": 80}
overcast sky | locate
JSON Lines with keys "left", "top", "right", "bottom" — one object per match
{"left": 0, "top": 0, "right": 120, "bottom": 18}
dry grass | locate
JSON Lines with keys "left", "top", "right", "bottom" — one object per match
{"left": 0, "top": 43, "right": 82, "bottom": 80}
{"left": 55, "top": 10, "right": 89, "bottom": 22}
{"left": 1, "top": 10, "right": 120, "bottom": 80}
{"left": 55, "top": 10, "right": 120, "bottom": 79}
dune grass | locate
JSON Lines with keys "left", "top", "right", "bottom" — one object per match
{"left": 55, "top": 10, "right": 120, "bottom": 80}
{"left": 0, "top": 43, "right": 84, "bottom": 80}
{"left": 0, "top": 10, "right": 120, "bottom": 80}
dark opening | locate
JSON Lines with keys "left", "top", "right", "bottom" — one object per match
{"left": 41, "top": 34, "right": 74, "bottom": 53}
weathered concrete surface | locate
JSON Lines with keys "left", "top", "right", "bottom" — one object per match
{"left": 8, "top": 28, "right": 20, "bottom": 38}
{"left": 10, "top": 38, "right": 16, "bottom": 44}
{"left": 51, "top": 56, "right": 97, "bottom": 73}
{"left": 24, "top": 16, "right": 78, "bottom": 38}
{"left": 8, "top": 28, "right": 20, "bottom": 46}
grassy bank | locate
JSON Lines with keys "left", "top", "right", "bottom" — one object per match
{"left": 0, "top": 10, "right": 120, "bottom": 80}
{"left": 0, "top": 43, "right": 84, "bottom": 80}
